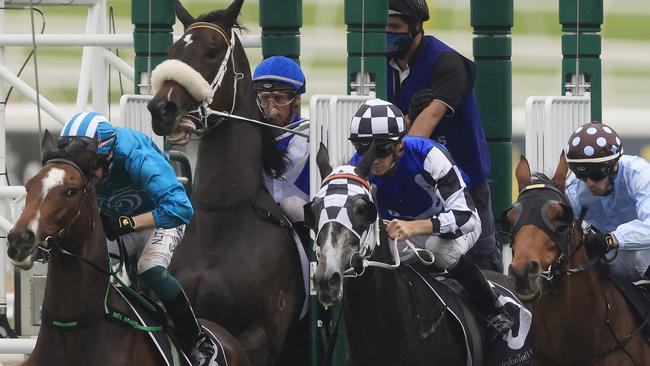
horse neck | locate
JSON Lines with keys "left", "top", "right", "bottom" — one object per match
{"left": 533, "top": 228, "right": 607, "bottom": 359}
{"left": 193, "top": 42, "right": 263, "bottom": 207}
{"left": 42, "top": 191, "right": 110, "bottom": 318}
{"left": 343, "top": 228, "right": 412, "bottom": 356}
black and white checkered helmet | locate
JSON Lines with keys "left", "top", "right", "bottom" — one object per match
{"left": 349, "top": 99, "right": 406, "bottom": 142}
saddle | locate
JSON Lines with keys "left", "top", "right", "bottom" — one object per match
{"left": 399, "top": 264, "right": 534, "bottom": 366}
{"left": 112, "top": 284, "right": 228, "bottom": 366}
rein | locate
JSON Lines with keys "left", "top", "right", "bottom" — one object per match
{"left": 37, "top": 160, "right": 162, "bottom": 333}
{"left": 316, "top": 173, "right": 434, "bottom": 278}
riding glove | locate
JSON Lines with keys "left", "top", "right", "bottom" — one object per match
{"left": 584, "top": 231, "right": 618, "bottom": 258}
{"left": 101, "top": 214, "right": 136, "bottom": 241}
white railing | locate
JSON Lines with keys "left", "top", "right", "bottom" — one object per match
{"left": 309, "top": 95, "right": 372, "bottom": 197}
{"left": 525, "top": 95, "right": 591, "bottom": 176}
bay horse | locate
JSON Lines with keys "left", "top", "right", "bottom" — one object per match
{"left": 147, "top": 1, "right": 306, "bottom": 365}
{"left": 6, "top": 132, "right": 250, "bottom": 366}
{"left": 506, "top": 155, "right": 650, "bottom": 365}
{"left": 306, "top": 144, "right": 472, "bottom": 366}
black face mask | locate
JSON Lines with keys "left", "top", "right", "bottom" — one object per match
{"left": 386, "top": 32, "right": 414, "bottom": 59}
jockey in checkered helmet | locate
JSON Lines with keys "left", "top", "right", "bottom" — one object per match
{"left": 349, "top": 99, "right": 407, "bottom": 175}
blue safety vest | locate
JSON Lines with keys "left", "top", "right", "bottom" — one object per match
{"left": 387, "top": 35, "right": 490, "bottom": 187}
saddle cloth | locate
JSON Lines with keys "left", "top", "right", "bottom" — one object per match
{"left": 401, "top": 264, "right": 534, "bottom": 366}
{"left": 113, "top": 284, "right": 229, "bottom": 366}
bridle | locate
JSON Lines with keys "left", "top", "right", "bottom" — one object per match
{"left": 504, "top": 181, "right": 599, "bottom": 284}
{"left": 151, "top": 22, "right": 308, "bottom": 139}
{"left": 313, "top": 172, "right": 434, "bottom": 278}
{"left": 36, "top": 158, "right": 95, "bottom": 263}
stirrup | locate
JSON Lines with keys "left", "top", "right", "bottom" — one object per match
{"left": 188, "top": 334, "right": 219, "bottom": 366}
{"left": 486, "top": 311, "right": 513, "bottom": 338}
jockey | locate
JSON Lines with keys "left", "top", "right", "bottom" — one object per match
{"left": 348, "top": 99, "right": 513, "bottom": 338}
{"left": 58, "top": 112, "right": 218, "bottom": 366}
{"left": 565, "top": 122, "right": 650, "bottom": 281}
{"left": 253, "top": 56, "right": 310, "bottom": 229}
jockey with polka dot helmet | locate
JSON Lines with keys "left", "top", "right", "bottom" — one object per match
{"left": 565, "top": 122, "right": 623, "bottom": 191}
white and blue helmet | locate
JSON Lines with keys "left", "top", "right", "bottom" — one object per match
{"left": 60, "top": 112, "right": 116, "bottom": 156}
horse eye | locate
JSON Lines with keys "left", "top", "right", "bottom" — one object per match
{"left": 63, "top": 188, "right": 78, "bottom": 197}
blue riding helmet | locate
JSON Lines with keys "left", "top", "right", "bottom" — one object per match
{"left": 253, "top": 56, "right": 306, "bottom": 94}
{"left": 60, "top": 111, "right": 116, "bottom": 156}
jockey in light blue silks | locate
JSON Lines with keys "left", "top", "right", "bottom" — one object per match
{"left": 59, "top": 112, "right": 218, "bottom": 366}
{"left": 253, "top": 56, "right": 310, "bottom": 229}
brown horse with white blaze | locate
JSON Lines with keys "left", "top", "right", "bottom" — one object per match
{"left": 6, "top": 132, "right": 250, "bottom": 366}
{"left": 506, "top": 155, "right": 650, "bottom": 366}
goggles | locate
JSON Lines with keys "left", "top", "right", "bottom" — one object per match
{"left": 571, "top": 163, "right": 611, "bottom": 182}
{"left": 256, "top": 91, "right": 295, "bottom": 107}
{"left": 353, "top": 141, "right": 397, "bottom": 159}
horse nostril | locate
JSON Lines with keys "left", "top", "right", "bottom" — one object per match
{"left": 329, "top": 272, "right": 341, "bottom": 289}
{"left": 8, "top": 230, "right": 33, "bottom": 245}
{"left": 526, "top": 261, "right": 540, "bottom": 275}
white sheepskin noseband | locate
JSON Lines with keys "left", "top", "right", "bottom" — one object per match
{"left": 151, "top": 59, "right": 214, "bottom": 104}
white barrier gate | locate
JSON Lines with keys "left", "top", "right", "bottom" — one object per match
{"left": 524, "top": 95, "right": 591, "bottom": 176}
{"left": 309, "top": 95, "right": 373, "bottom": 197}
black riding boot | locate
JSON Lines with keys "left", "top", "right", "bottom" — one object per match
{"left": 164, "top": 290, "right": 218, "bottom": 366}
{"left": 448, "top": 255, "right": 513, "bottom": 339}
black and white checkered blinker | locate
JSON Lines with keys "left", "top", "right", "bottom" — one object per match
{"left": 312, "top": 165, "right": 379, "bottom": 255}
{"left": 350, "top": 99, "right": 405, "bottom": 141}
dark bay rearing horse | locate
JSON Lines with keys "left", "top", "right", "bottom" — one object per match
{"left": 306, "top": 146, "right": 466, "bottom": 366}
{"left": 506, "top": 156, "right": 650, "bottom": 365}
{"left": 6, "top": 132, "right": 250, "bottom": 366}
{"left": 147, "top": 1, "right": 305, "bottom": 365}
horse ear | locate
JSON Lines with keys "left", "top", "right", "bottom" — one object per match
{"left": 354, "top": 140, "right": 376, "bottom": 179}
{"left": 551, "top": 151, "right": 569, "bottom": 192}
{"left": 316, "top": 143, "right": 332, "bottom": 179}
{"left": 175, "top": 0, "right": 195, "bottom": 29}
{"left": 224, "top": 0, "right": 244, "bottom": 28}
{"left": 515, "top": 155, "right": 532, "bottom": 192}
{"left": 41, "top": 130, "right": 55, "bottom": 159}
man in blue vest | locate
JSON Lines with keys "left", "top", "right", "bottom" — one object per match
{"left": 386, "top": 0, "right": 501, "bottom": 272}
{"left": 253, "top": 56, "right": 310, "bottom": 227}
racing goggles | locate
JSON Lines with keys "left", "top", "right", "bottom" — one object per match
{"left": 353, "top": 141, "right": 397, "bottom": 159}
{"left": 256, "top": 91, "right": 295, "bottom": 107}
{"left": 571, "top": 163, "right": 611, "bottom": 182}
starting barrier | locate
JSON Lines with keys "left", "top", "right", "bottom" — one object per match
{"left": 525, "top": 95, "right": 591, "bottom": 176}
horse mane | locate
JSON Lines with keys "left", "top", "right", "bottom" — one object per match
{"left": 42, "top": 146, "right": 99, "bottom": 182}
{"left": 196, "top": 9, "right": 245, "bottom": 31}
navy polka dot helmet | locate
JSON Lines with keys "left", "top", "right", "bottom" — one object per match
{"left": 565, "top": 122, "right": 623, "bottom": 164}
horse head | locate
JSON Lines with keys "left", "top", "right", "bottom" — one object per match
{"left": 306, "top": 143, "right": 380, "bottom": 307}
{"left": 505, "top": 154, "right": 581, "bottom": 302}
{"left": 7, "top": 131, "right": 98, "bottom": 269}
{"left": 148, "top": 0, "right": 249, "bottom": 144}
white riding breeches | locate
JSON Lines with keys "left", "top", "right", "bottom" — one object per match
{"left": 107, "top": 225, "right": 185, "bottom": 274}
{"left": 399, "top": 223, "right": 482, "bottom": 270}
